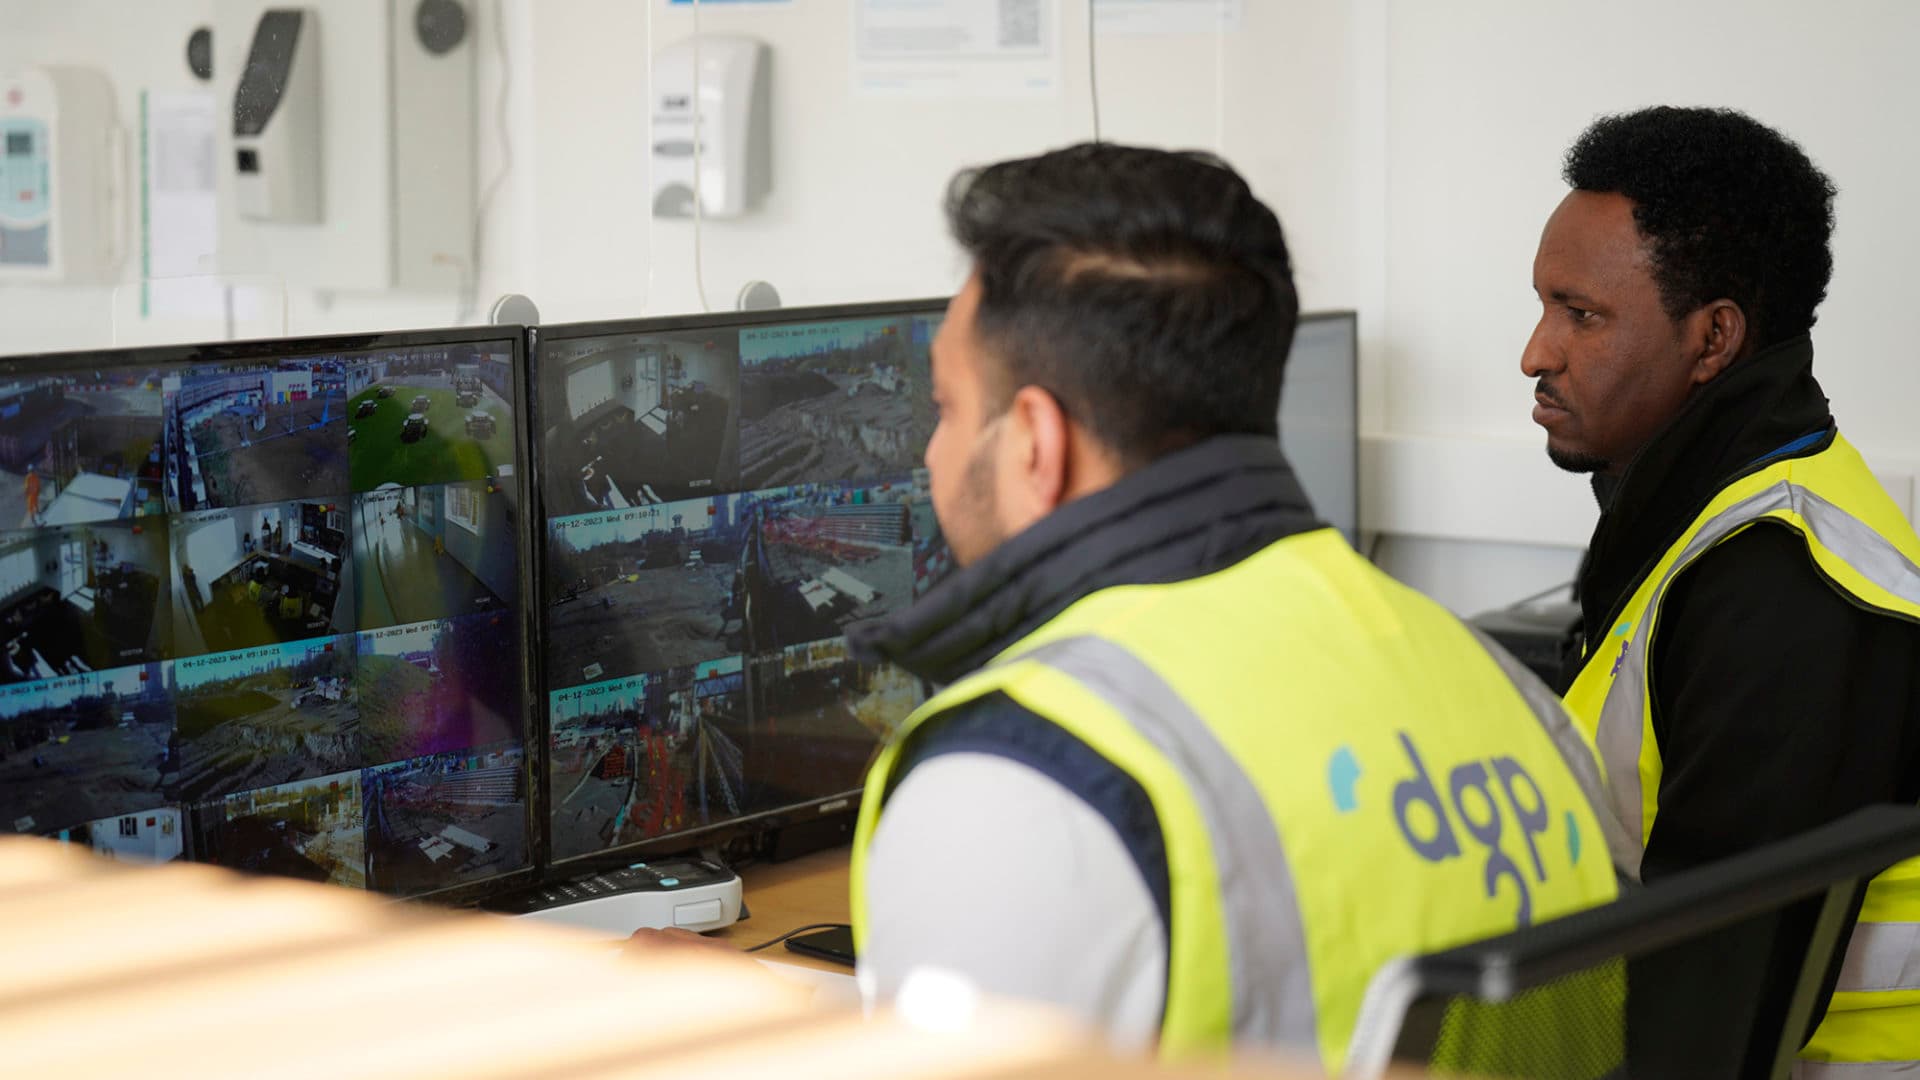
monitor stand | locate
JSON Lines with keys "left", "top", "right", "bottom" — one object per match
{"left": 487, "top": 854, "right": 742, "bottom": 937}
{"left": 749, "top": 802, "right": 860, "bottom": 864}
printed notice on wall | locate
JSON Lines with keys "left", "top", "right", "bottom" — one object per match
{"left": 853, "top": 0, "right": 1062, "bottom": 98}
{"left": 142, "top": 91, "right": 223, "bottom": 319}
{"left": 122, "top": 90, "right": 270, "bottom": 336}
{"left": 1094, "top": 0, "right": 1241, "bottom": 35}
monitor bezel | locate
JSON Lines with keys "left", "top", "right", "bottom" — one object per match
{"left": 1286, "top": 309, "right": 1361, "bottom": 546}
{"left": 527, "top": 296, "right": 950, "bottom": 873}
{"left": 0, "top": 324, "right": 545, "bottom": 908}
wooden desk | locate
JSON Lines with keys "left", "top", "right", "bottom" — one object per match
{"left": 0, "top": 837, "right": 1349, "bottom": 1078}
{"left": 711, "top": 847, "right": 1390, "bottom": 1080}
{"left": 716, "top": 845, "right": 854, "bottom": 973}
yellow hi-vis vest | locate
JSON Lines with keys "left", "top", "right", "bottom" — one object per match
{"left": 1564, "top": 432, "right": 1920, "bottom": 1075}
{"left": 851, "top": 527, "right": 1620, "bottom": 1069}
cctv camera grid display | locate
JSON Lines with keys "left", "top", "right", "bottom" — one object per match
{"left": 0, "top": 339, "right": 531, "bottom": 896}
{"left": 539, "top": 309, "right": 948, "bottom": 863}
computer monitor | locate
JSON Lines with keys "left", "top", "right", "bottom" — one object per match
{"left": 531, "top": 299, "right": 948, "bottom": 868}
{"left": 0, "top": 327, "right": 538, "bottom": 904}
{"left": 1280, "top": 311, "right": 1360, "bottom": 544}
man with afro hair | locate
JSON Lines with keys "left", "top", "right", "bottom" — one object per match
{"left": 1524, "top": 105, "right": 1920, "bottom": 1074}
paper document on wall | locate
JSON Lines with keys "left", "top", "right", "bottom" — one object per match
{"left": 1094, "top": 0, "right": 1241, "bottom": 35}
{"left": 143, "top": 91, "right": 224, "bottom": 319}
{"left": 853, "top": 0, "right": 1062, "bottom": 98}
{"left": 133, "top": 90, "right": 268, "bottom": 334}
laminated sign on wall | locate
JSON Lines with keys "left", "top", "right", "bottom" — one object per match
{"left": 1094, "top": 0, "right": 1241, "bottom": 35}
{"left": 853, "top": 0, "right": 1061, "bottom": 98}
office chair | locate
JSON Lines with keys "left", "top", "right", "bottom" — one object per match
{"left": 1344, "top": 804, "right": 1920, "bottom": 1080}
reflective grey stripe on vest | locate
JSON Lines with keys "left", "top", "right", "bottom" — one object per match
{"left": 1794, "top": 1061, "right": 1920, "bottom": 1078}
{"left": 1591, "top": 481, "right": 1920, "bottom": 879}
{"left": 1467, "top": 625, "right": 1638, "bottom": 880}
{"left": 1837, "top": 921, "right": 1920, "bottom": 993}
{"left": 1019, "top": 634, "right": 1317, "bottom": 1051}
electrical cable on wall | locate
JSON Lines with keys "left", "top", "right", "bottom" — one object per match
{"left": 459, "top": 0, "right": 513, "bottom": 324}
{"left": 1087, "top": 0, "right": 1102, "bottom": 142}
{"left": 642, "top": 0, "right": 658, "bottom": 313}
{"left": 689, "top": 0, "right": 714, "bottom": 313}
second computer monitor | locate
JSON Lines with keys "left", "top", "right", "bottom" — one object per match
{"left": 532, "top": 300, "right": 947, "bottom": 866}
{"left": 1280, "top": 312, "right": 1360, "bottom": 545}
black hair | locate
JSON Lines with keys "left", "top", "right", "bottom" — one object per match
{"left": 946, "top": 142, "right": 1298, "bottom": 465}
{"left": 1563, "top": 106, "right": 1836, "bottom": 350}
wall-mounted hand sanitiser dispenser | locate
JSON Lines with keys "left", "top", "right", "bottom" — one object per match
{"left": 214, "top": 0, "right": 474, "bottom": 292}
{"left": 234, "top": 7, "right": 322, "bottom": 224}
{"left": 0, "top": 66, "right": 125, "bottom": 283}
{"left": 651, "top": 35, "right": 771, "bottom": 219}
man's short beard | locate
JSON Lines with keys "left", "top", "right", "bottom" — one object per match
{"left": 1547, "top": 444, "right": 1612, "bottom": 474}
{"left": 948, "top": 417, "right": 1007, "bottom": 567}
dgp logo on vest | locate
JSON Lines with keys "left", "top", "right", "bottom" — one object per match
{"left": 1389, "top": 732, "right": 1568, "bottom": 928}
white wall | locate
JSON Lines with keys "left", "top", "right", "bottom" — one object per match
{"left": 1375, "top": 0, "right": 1920, "bottom": 562}
{"left": 0, "top": 0, "right": 532, "bottom": 350}
{"left": 2, "top": 1, "right": 1365, "bottom": 335}
{"left": 12, "top": 2, "right": 1920, "bottom": 613}
{"left": 526, "top": 0, "right": 1364, "bottom": 323}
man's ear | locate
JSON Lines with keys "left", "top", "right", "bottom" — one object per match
{"left": 1689, "top": 300, "right": 1749, "bottom": 385}
{"left": 1006, "top": 385, "right": 1072, "bottom": 514}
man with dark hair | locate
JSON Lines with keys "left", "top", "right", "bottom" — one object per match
{"left": 1525, "top": 106, "right": 1920, "bottom": 1073}
{"left": 845, "top": 143, "right": 1623, "bottom": 1068}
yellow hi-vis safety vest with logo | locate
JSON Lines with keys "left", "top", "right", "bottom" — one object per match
{"left": 851, "top": 527, "right": 1620, "bottom": 1070}
{"left": 1564, "top": 431, "right": 1920, "bottom": 1075}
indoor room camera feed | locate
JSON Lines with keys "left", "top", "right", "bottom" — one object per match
{"left": 544, "top": 495, "right": 747, "bottom": 692}
{"left": 746, "top": 636, "right": 924, "bottom": 812}
{"left": 163, "top": 360, "right": 351, "bottom": 512}
{"left": 170, "top": 500, "right": 351, "bottom": 656}
{"left": 346, "top": 343, "right": 517, "bottom": 492}
{"left": 0, "top": 519, "right": 171, "bottom": 683}
{"left": 737, "top": 314, "right": 934, "bottom": 489}
{"left": 352, "top": 480, "right": 516, "bottom": 633}
{"left": 546, "top": 657, "right": 749, "bottom": 860}
{"left": 0, "top": 368, "right": 167, "bottom": 528}
{"left": 169, "top": 634, "right": 359, "bottom": 804}
{"left": 194, "top": 768, "right": 366, "bottom": 888}
{"left": 364, "top": 740, "right": 527, "bottom": 898}
{"left": 48, "top": 805, "right": 187, "bottom": 864}
{"left": 354, "top": 612, "right": 520, "bottom": 765}
{"left": 538, "top": 329, "right": 742, "bottom": 516}
{"left": 742, "top": 480, "right": 915, "bottom": 655}
{"left": 0, "top": 662, "right": 173, "bottom": 836}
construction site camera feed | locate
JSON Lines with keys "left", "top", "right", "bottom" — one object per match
{"left": 365, "top": 740, "right": 526, "bottom": 898}
{"left": 0, "top": 337, "right": 531, "bottom": 897}
{"left": 738, "top": 315, "right": 933, "bottom": 489}
{"left": 0, "top": 368, "right": 167, "bottom": 529}
{"left": 539, "top": 306, "right": 947, "bottom": 863}
{"left": 547, "top": 657, "right": 748, "bottom": 861}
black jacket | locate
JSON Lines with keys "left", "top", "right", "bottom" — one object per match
{"left": 847, "top": 436, "right": 1324, "bottom": 963}
{"left": 850, "top": 434, "right": 1323, "bottom": 686}
{"left": 1576, "top": 334, "right": 1920, "bottom": 883}
{"left": 1577, "top": 336, "right": 1920, "bottom": 1055}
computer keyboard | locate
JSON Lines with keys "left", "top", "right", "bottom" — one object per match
{"left": 484, "top": 856, "right": 743, "bottom": 936}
